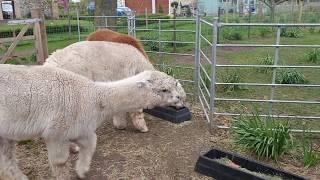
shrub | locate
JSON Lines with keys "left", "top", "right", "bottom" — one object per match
{"left": 232, "top": 113, "right": 293, "bottom": 160}
{"left": 257, "top": 54, "right": 274, "bottom": 73}
{"left": 258, "top": 28, "right": 271, "bottom": 37}
{"left": 140, "top": 34, "right": 164, "bottom": 51}
{"left": 158, "top": 63, "right": 174, "bottom": 77}
{"left": 222, "top": 29, "right": 243, "bottom": 41}
{"left": 306, "top": 48, "right": 320, "bottom": 64}
{"left": 221, "top": 70, "right": 241, "bottom": 92}
{"left": 301, "top": 127, "right": 320, "bottom": 168}
{"left": 276, "top": 69, "right": 308, "bottom": 84}
{"left": 280, "top": 28, "right": 303, "bottom": 38}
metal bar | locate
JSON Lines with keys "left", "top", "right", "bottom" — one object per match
{"left": 200, "top": 19, "right": 213, "bottom": 27}
{"left": 210, "top": 17, "right": 219, "bottom": 128}
{"left": 199, "top": 95, "right": 210, "bottom": 123}
{"left": 269, "top": 26, "right": 281, "bottom": 115}
{"left": 158, "top": 19, "right": 161, "bottom": 53}
{"left": 216, "top": 64, "right": 320, "bottom": 68}
{"left": 214, "top": 125, "right": 320, "bottom": 133}
{"left": 214, "top": 98, "right": 320, "bottom": 104}
{"left": 194, "top": 11, "right": 201, "bottom": 99}
{"left": 78, "top": 15, "right": 129, "bottom": 18}
{"left": 219, "top": 23, "right": 320, "bottom": 27}
{"left": 200, "top": 76, "right": 211, "bottom": 98}
{"left": 136, "top": 29, "right": 195, "bottom": 33}
{"left": 140, "top": 40, "right": 195, "bottom": 44}
{"left": 200, "top": 63, "right": 211, "bottom": 82}
{"left": 154, "top": 63, "right": 194, "bottom": 69}
{"left": 200, "top": 34, "right": 213, "bottom": 46}
{"left": 214, "top": 112, "right": 320, "bottom": 119}
{"left": 217, "top": 44, "right": 320, "bottom": 48}
{"left": 146, "top": 51, "right": 194, "bottom": 56}
{"left": 199, "top": 89, "right": 210, "bottom": 110}
{"left": 76, "top": 8, "right": 80, "bottom": 42}
{"left": 215, "top": 82, "right": 320, "bottom": 87}
{"left": 135, "top": 18, "right": 195, "bottom": 21}
{"left": 200, "top": 49, "right": 212, "bottom": 64}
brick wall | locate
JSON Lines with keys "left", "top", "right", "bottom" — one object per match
{"left": 125, "top": 0, "right": 169, "bottom": 15}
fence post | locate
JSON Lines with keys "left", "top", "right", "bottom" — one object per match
{"left": 194, "top": 11, "right": 201, "bottom": 100}
{"left": 210, "top": 17, "right": 219, "bottom": 131}
{"left": 77, "top": 7, "right": 81, "bottom": 41}
{"left": 133, "top": 14, "right": 136, "bottom": 37}
{"left": 269, "top": 26, "right": 281, "bottom": 115}
{"left": 158, "top": 19, "right": 161, "bottom": 52}
{"left": 31, "top": 8, "right": 48, "bottom": 64}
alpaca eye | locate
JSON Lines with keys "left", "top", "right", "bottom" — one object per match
{"left": 162, "top": 89, "right": 169, "bottom": 93}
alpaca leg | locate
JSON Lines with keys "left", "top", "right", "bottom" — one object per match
{"left": 112, "top": 113, "right": 127, "bottom": 130}
{"left": 129, "top": 109, "right": 148, "bottom": 132}
{"left": 75, "top": 133, "right": 97, "bottom": 179}
{"left": 0, "top": 137, "right": 28, "bottom": 180}
{"left": 45, "top": 139, "right": 70, "bottom": 180}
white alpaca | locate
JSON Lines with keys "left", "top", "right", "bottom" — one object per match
{"left": 44, "top": 41, "right": 154, "bottom": 132}
{"left": 0, "top": 64, "right": 186, "bottom": 180}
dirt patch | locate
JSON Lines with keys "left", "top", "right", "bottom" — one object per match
{"left": 15, "top": 106, "right": 320, "bottom": 179}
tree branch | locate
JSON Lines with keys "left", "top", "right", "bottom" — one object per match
{"left": 276, "top": 0, "right": 289, "bottom": 5}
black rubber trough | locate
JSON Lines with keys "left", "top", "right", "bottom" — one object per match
{"left": 143, "top": 106, "right": 192, "bottom": 123}
{"left": 195, "top": 148, "right": 306, "bottom": 180}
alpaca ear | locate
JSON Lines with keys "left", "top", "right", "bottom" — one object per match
{"left": 137, "top": 81, "right": 147, "bottom": 88}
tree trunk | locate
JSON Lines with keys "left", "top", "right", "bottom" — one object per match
{"left": 298, "top": 0, "right": 303, "bottom": 23}
{"left": 52, "top": 0, "right": 59, "bottom": 19}
{"left": 94, "top": 0, "right": 117, "bottom": 29}
{"left": 270, "top": 5, "right": 275, "bottom": 22}
{"left": 257, "top": 1, "right": 263, "bottom": 20}
{"left": 226, "top": 0, "right": 229, "bottom": 23}
{"left": 0, "top": 3, "right": 3, "bottom": 20}
{"left": 232, "top": 0, "right": 235, "bottom": 18}
{"left": 239, "top": 0, "right": 244, "bottom": 17}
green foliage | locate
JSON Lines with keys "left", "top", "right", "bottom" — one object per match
{"left": 276, "top": 69, "right": 308, "bottom": 84}
{"left": 258, "top": 28, "right": 271, "bottom": 37}
{"left": 302, "top": 128, "right": 320, "bottom": 168}
{"left": 280, "top": 28, "right": 303, "bottom": 38}
{"left": 222, "top": 29, "right": 243, "bottom": 41}
{"left": 170, "top": 1, "right": 178, "bottom": 8}
{"left": 306, "top": 48, "right": 320, "bottom": 64}
{"left": 221, "top": 70, "right": 241, "bottom": 92}
{"left": 232, "top": 113, "right": 293, "bottom": 160}
{"left": 257, "top": 54, "right": 274, "bottom": 73}
{"left": 141, "top": 34, "right": 164, "bottom": 51}
{"left": 158, "top": 63, "right": 174, "bottom": 77}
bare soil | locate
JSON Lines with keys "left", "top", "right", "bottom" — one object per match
{"left": 15, "top": 106, "right": 320, "bottom": 180}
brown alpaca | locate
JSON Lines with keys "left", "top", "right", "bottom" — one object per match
{"left": 86, "top": 29, "right": 149, "bottom": 60}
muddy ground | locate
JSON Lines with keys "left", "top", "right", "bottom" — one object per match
{"left": 15, "top": 105, "right": 320, "bottom": 180}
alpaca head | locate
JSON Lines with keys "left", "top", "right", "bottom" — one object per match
{"left": 136, "top": 71, "right": 186, "bottom": 109}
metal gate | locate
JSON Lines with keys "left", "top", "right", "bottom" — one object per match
{"left": 196, "top": 15, "right": 320, "bottom": 133}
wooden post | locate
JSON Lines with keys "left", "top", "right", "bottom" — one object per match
{"left": 31, "top": 8, "right": 48, "bottom": 64}
{"left": 173, "top": 8, "right": 176, "bottom": 53}
{"left": 14, "top": 0, "right": 22, "bottom": 19}
{"left": 0, "top": 3, "right": 3, "bottom": 20}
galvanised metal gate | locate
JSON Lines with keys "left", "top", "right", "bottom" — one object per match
{"left": 196, "top": 15, "right": 320, "bottom": 133}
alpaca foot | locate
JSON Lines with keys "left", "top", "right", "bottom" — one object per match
{"left": 130, "top": 111, "right": 149, "bottom": 133}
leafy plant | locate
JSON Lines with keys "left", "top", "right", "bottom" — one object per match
{"left": 302, "top": 126, "right": 320, "bottom": 168}
{"left": 222, "top": 29, "right": 243, "bottom": 40}
{"left": 258, "top": 28, "right": 271, "bottom": 38}
{"left": 280, "top": 28, "right": 303, "bottom": 38}
{"left": 158, "top": 63, "right": 174, "bottom": 77}
{"left": 257, "top": 54, "right": 274, "bottom": 73}
{"left": 141, "top": 34, "right": 164, "bottom": 51}
{"left": 276, "top": 69, "right": 308, "bottom": 84}
{"left": 221, "top": 70, "right": 241, "bottom": 92}
{"left": 306, "top": 48, "right": 320, "bottom": 64}
{"left": 232, "top": 113, "right": 293, "bottom": 160}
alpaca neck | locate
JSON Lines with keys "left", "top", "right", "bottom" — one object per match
{"left": 95, "top": 78, "right": 154, "bottom": 119}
